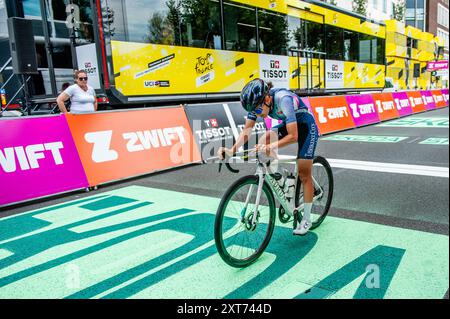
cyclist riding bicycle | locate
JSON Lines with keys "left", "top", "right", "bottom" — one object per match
{"left": 218, "top": 78, "right": 319, "bottom": 235}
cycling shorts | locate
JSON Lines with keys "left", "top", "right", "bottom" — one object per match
{"left": 272, "top": 112, "right": 318, "bottom": 160}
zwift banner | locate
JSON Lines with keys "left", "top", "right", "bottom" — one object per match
{"left": 65, "top": 107, "right": 201, "bottom": 187}
{"left": 0, "top": 116, "right": 88, "bottom": 207}
{"left": 345, "top": 94, "right": 380, "bottom": 127}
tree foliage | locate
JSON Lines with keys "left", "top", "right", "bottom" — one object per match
{"left": 352, "top": 0, "right": 368, "bottom": 16}
{"left": 393, "top": 0, "right": 406, "bottom": 22}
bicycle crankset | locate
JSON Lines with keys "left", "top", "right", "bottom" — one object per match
{"left": 278, "top": 205, "right": 291, "bottom": 224}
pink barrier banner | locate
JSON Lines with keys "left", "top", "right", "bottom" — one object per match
{"left": 345, "top": 94, "right": 380, "bottom": 127}
{"left": 431, "top": 89, "right": 446, "bottom": 108}
{"left": 0, "top": 116, "right": 88, "bottom": 207}
{"left": 441, "top": 89, "right": 449, "bottom": 106}
{"left": 392, "top": 92, "right": 413, "bottom": 117}
{"left": 420, "top": 90, "right": 437, "bottom": 110}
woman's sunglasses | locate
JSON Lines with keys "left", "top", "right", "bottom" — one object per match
{"left": 78, "top": 77, "right": 88, "bottom": 81}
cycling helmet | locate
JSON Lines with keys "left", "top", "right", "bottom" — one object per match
{"left": 240, "top": 79, "right": 269, "bottom": 112}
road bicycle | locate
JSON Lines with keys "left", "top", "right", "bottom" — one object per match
{"left": 214, "top": 150, "right": 333, "bottom": 268}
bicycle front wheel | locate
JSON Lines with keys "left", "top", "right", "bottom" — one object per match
{"left": 214, "top": 175, "right": 276, "bottom": 268}
{"left": 295, "top": 156, "right": 334, "bottom": 230}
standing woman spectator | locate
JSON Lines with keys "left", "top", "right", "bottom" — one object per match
{"left": 57, "top": 70, "right": 97, "bottom": 114}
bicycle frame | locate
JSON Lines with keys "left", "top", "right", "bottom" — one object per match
{"left": 245, "top": 155, "right": 324, "bottom": 226}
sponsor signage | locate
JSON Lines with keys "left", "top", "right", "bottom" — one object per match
{"left": 184, "top": 103, "right": 265, "bottom": 161}
{"left": 259, "top": 55, "right": 289, "bottom": 88}
{"left": 426, "top": 60, "right": 448, "bottom": 71}
{"left": 345, "top": 94, "right": 380, "bottom": 127}
{"left": 227, "top": 102, "right": 266, "bottom": 145}
{"left": 308, "top": 96, "right": 355, "bottom": 134}
{"left": 420, "top": 90, "right": 437, "bottom": 110}
{"left": 430, "top": 90, "right": 447, "bottom": 108}
{"left": 0, "top": 116, "right": 88, "bottom": 207}
{"left": 65, "top": 107, "right": 201, "bottom": 186}
{"left": 76, "top": 43, "right": 101, "bottom": 90}
{"left": 392, "top": 92, "right": 413, "bottom": 117}
{"left": 184, "top": 103, "right": 235, "bottom": 161}
{"left": 325, "top": 60, "right": 344, "bottom": 89}
{"left": 441, "top": 89, "right": 449, "bottom": 106}
{"left": 371, "top": 93, "right": 399, "bottom": 121}
{"left": 406, "top": 91, "right": 426, "bottom": 113}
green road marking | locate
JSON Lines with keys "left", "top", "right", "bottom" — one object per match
{"left": 377, "top": 117, "right": 449, "bottom": 128}
{"left": 322, "top": 135, "right": 409, "bottom": 143}
{"left": 0, "top": 230, "right": 192, "bottom": 299}
{"left": 0, "top": 249, "right": 13, "bottom": 261}
{"left": 130, "top": 249, "right": 277, "bottom": 299}
{"left": 419, "top": 138, "right": 449, "bottom": 145}
{"left": 0, "top": 186, "right": 448, "bottom": 299}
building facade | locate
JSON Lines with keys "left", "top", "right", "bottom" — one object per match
{"left": 406, "top": 0, "right": 449, "bottom": 58}
{"left": 334, "top": 0, "right": 398, "bottom": 21}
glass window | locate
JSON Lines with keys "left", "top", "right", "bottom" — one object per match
{"left": 405, "top": 8, "right": 415, "bottom": 19}
{"left": 179, "top": 0, "right": 222, "bottom": 49}
{"left": 405, "top": 19, "right": 415, "bottom": 27}
{"left": 0, "top": 2, "right": 7, "bottom": 40}
{"left": 344, "top": 30, "right": 358, "bottom": 62}
{"left": 326, "top": 25, "right": 343, "bottom": 60}
{"left": 371, "top": 37, "right": 383, "bottom": 64}
{"left": 72, "top": 0, "right": 94, "bottom": 42}
{"left": 23, "top": 0, "right": 42, "bottom": 17}
{"left": 377, "top": 38, "right": 385, "bottom": 65}
{"left": 258, "top": 9, "right": 288, "bottom": 55}
{"left": 105, "top": 0, "right": 221, "bottom": 48}
{"left": 224, "top": 2, "right": 256, "bottom": 52}
{"left": 306, "top": 20, "right": 324, "bottom": 53}
{"left": 359, "top": 34, "right": 372, "bottom": 63}
{"left": 287, "top": 15, "right": 301, "bottom": 51}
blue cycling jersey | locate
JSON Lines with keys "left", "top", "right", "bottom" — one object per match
{"left": 247, "top": 88, "right": 309, "bottom": 123}
{"left": 246, "top": 88, "right": 318, "bottom": 160}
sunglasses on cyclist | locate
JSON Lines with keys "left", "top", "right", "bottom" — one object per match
{"left": 78, "top": 77, "right": 88, "bottom": 81}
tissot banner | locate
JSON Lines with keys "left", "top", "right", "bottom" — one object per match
{"left": 184, "top": 103, "right": 265, "bottom": 161}
{"left": 76, "top": 43, "right": 101, "bottom": 90}
{"left": 325, "top": 60, "right": 345, "bottom": 89}
{"left": 0, "top": 116, "right": 88, "bottom": 207}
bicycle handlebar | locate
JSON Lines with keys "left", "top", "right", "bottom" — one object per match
{"left": 218, "top": 148, "right": 261, "bottom": 174}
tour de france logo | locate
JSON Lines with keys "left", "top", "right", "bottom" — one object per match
{"left": 194, "top": 53, "right": 215, "bottom": 87}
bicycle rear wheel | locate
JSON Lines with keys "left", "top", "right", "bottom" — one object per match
{"left": 214, "top": 175, "right": 276, "bottom": 268}
{"left": 295, "top": 156, "right": 333, "bottom": 230}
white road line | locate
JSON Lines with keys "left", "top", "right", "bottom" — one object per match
{"left": 327, "top": 158, "right": 449, "bottom": 178}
